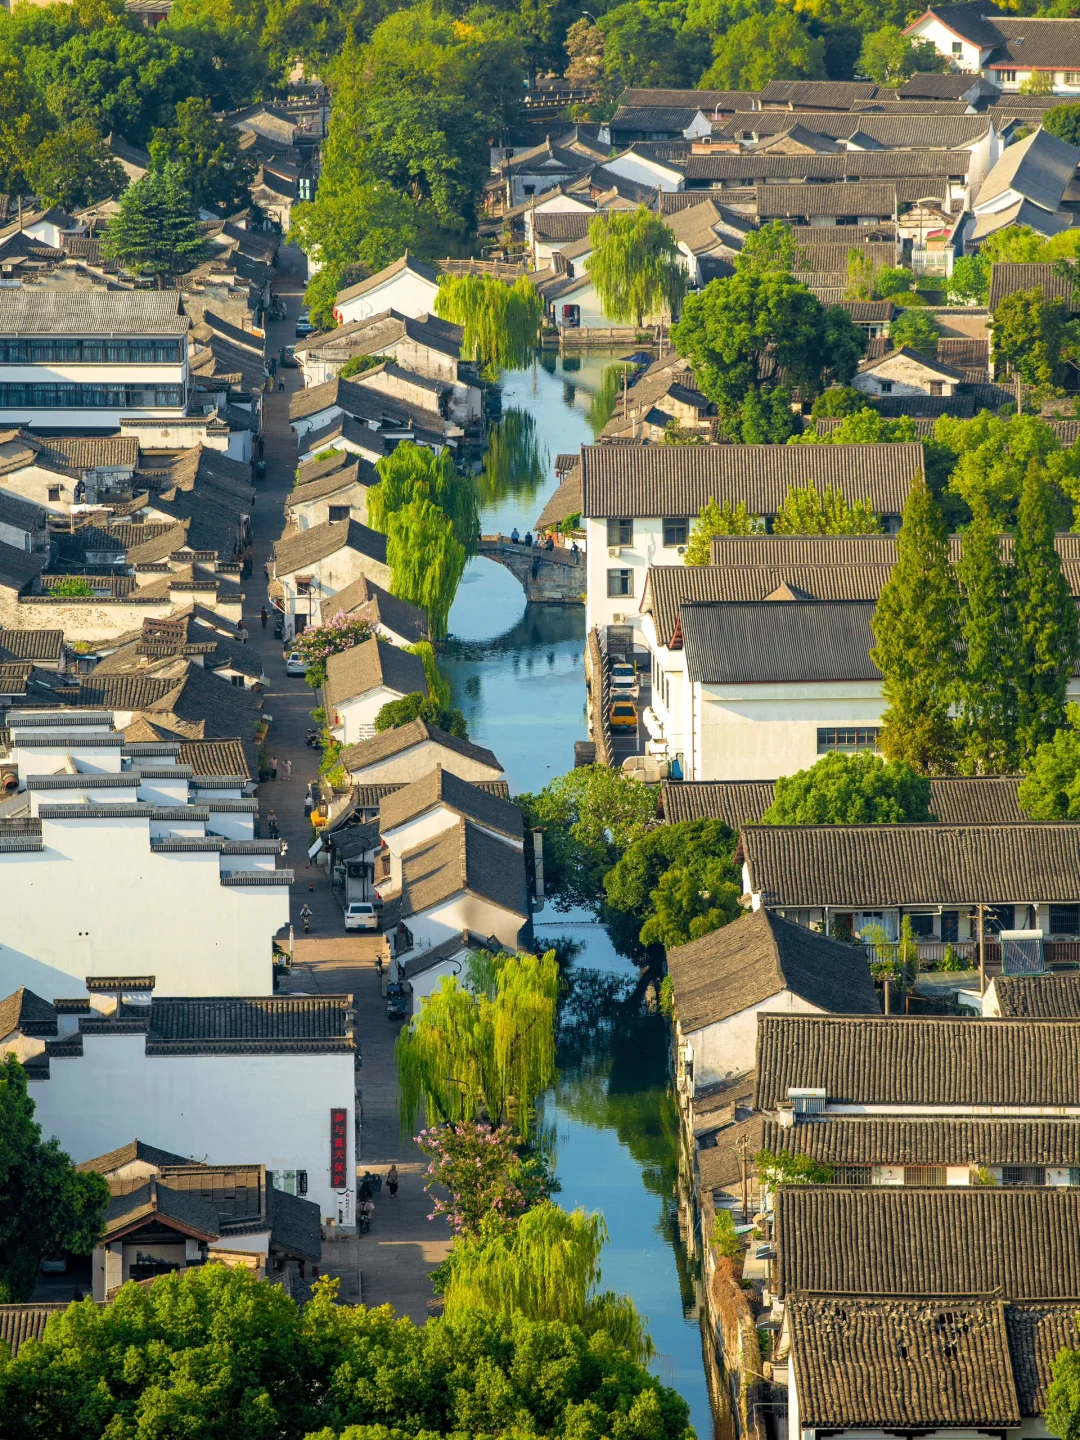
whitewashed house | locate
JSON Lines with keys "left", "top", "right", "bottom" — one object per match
{"left": 1, "top": 987, "right": 358, "bottom": 1225}
{"left": 334, "top": 257, "right": 441, "bottom": 326}
{"left": 320, "top": 574, "right": 427, "bottom": 649}
{"left": 853, "top": 346, "right": 966, "bottom": 399}
{"left": 340, "top": 718, "right": 503, "bottom": 786}
{"left": 904, "top": 3, "right": 1080, "bottom": 94}
{"left": 272, "top": 519, "right": 392, "bottom": 639}
{"left": 324, "top": 637, "right": 428, "bottom": 745}
{"left": 284, "top": 457, "right": 380, "bottom": 531}
{"left": 969, "top": 127, "right": 1080, "bottom": 244}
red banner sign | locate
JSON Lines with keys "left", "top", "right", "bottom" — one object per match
{"left": 330, "top": 1107, "right": 348, "bottom": 1189}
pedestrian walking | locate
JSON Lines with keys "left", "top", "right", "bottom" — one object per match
{"left": 267, "top": 809, "right": 279, "bottom": 837}
{"left": 278, "top": 376, "right": 285, "bottom": 391}
{"left": 239, "top": 624, "right": 249, "bottom": 645}
{"left": 261, "top": 606, "right": 268, "bottom": 629}
{"left": 282, "top": 757, "right": 292, "bottom": 781}
{"left": 386, "top": 1164, "right": 399, "bottom": 1199}
{"left": 270, "top": 755, "right": 278, "bottom": 780}
{"left": 304, "top": 793, "right": 313, "bottom": 818}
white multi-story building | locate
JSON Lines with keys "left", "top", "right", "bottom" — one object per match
{"left": 0, "top": 292, "right": 189, "bottom": 431}
{"left": 0, "top": 709, "right": 289, "bottom": 999}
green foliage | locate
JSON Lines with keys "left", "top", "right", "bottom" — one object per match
{"left": 587, "top": 206, "right": 687, "bottom": 327}
{"left": 712, "top": 1208, "right": 744, "bottom": 1261}
{"left": 25, "top": 122, "right": 124, "bottom": 209}
{"left": 762, "top": 752, "right": 932, "bottom": 824}
{"left": 955, "top": 504, "right": 1017, "bottom": 775}
{"left": 1019, "top": 703, "right": 1080, "bottom": 819}
{"left": 385, "top": 499, "right": 466, "bottom": 640}
{"left": 0, "top": 1055, "right": 108, "bottom": 1303}
{"left": 435, "top": 273, "right": 542, "bottom": 375}
{"left": 719, "top": 386, "right": 799, "bottom": 445}
{"left": 516, "top": 766, "right": 659, "bottom": 911}
{"left": 981, "top": 226, "right": 1046, "bottom": 265}
{"left": 890, "top": 306, "right": 941, "bottom": 355}
{"left": 735, "top": 219, "right": 803, "bottom": 276}
{"left": 47, "top": 576, "right": 96, "bottom": 597}
{"left": 798, "top": 406, "right": 918, "bottom": 447}
{"left": 1020, "top": 68, "right": 1054, "bottom": 94}
{"left": 948, "top": 253, "right": 989, "bottom": 305}
{"left": 772, "top": 482, "right": 881, "bottom": 534}
{"left": 1044, "top": 103, "right": 1080, "bottom": 148}
{"left": 101, "top": 161, "right": 206, "bottom": 280}
{"left": 870, "top": 472, "right": 959, "bottom": 773}
{"left": 701, "top": 10, "right": 825, "bottom": 91}
{"left": 594, "top": 0, "right": 709, "bottom": 96}
{"left": 605, "top": 818, "right": 741, "bottom": 951}
{"left": 1045, "top": 1338, "right": 1080, "bottom": 1440}
{"left": 936, "top": 412, "right": 1076, "bottom": 531}
{"left": 857, "top": 24, "right": 947, "bottom": 84}
{"left": 415, "top": 1119, "right": 556, "bottom": 1237}
{"left": 149, "top": 96, "right": 255, "bottom": 217}
{"left": 441, "top": 1203, "right": 654, "bottom": 1363}
{"left": 336, "top": 353, "right": 383, "bottom": 379}
{"left": 374, "top": 690, "right": 468, "bottom": 737}
{"left": 0, "top": 1265, "right": 691, "bottom": 1440}
{"left": 810, "top": 385, "right": 865, "bottom": 419}
{"left": 671, "top": 271, "right": 866, "bottom": 410}
{"left": 395, "top": 950, "right": 559, "bottom": 1136}
{"left": 874, "top": 265, "right": 918, "bottom": 300}
{"left": 1013, "top": 461, "right": 1080, "bottom": 761}
{"left": 683, "top": 496, "right": 758, "bottom": 563}
{"left": 991, "top": 287, "right": 1080, "bottom": 392}
{"left": 291, "top": 613, "right": 374, "bottom": 690}
{"left": 755, "top": 1148, "right": 834, "bottom": 1189}
{"left": 408, "top": 638, "right": 451, "bottom": 707}
{"left": 370, "top": 442, "right": 477, "bottom": 556}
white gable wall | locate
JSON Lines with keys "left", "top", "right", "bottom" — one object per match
{"left": 335, "top": 271, "right": 441, "bottom": 325}
{"left": 683, "top": 988, "right": 831, "bottom": 1091}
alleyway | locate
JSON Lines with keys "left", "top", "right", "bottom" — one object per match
{"left": 256, "top": 250, "right": 451, "bottom": 1322}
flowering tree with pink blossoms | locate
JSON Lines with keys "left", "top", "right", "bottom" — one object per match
{"left": 415, "top": 1121, "right": 556, "bottom": 1237}
{"left": 292, "top": 612, "right": 374, "bottom": 688}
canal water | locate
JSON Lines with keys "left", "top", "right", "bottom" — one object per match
{"left": 442, "top": 353, "right": 715, "bottom": 1439}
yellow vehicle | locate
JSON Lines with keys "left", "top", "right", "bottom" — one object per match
{"left": 610, "top": 699, "right": 638, "bottom": 730}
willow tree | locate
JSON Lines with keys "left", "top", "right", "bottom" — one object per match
{"left": 588, "top": 207, "right": 687, "bottom": 327}
{"left": 396, "top": 950, "right": 559, "bottom": 1137}
{"left": 369, "top": 441, "right": 478, "bottom": 555}
{"left": 385, "top": 499, "right": 466, "bottom": 639}
{"left": 435, "top": 273, "right": 542, "bottom": 374}
{"left": 441, "top": 1202, "right": 652, "bottom": 1361}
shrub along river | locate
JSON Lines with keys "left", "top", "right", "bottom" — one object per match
{"left": 441, "top": 353, "right": 716, "bottom": 1438}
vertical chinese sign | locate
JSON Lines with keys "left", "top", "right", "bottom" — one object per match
{"left": 330, "top": 1107, "right": 348, "bottom": 1188}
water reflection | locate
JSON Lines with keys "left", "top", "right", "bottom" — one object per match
{"left": 476, "top": 408, "right": 546, "bottom": 510}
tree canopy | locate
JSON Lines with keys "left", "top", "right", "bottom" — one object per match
{"left": 604, "top": 817, "right": 742, "bottom": 950}
{"left": 25, "top": 122, "right": 124, "bottom": 209}
{"left": 587, "top": 207, "right": 687, "bottom": 327}
{"left": 101, "top": 161, "right": 206, "bottom": 281}
{"left": 761, "top": 753, "right": 933, "bottom": 825}
{"left": 149, "top": 96, "right": 256, "bottom": 217}
{"left": 435, "top": 274, "right": 542, "bottom": 375}
{"left": 1019, "top": 703, "right": 1080, "bottom": 819}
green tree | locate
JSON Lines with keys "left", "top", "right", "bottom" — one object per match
{"left": 1047, "top": 1339, "right": 1080, "bottom": 1440}
{"left": 870, "top": 472, "right": 959, "bottom": 773}
{"left": 798, "top": 406, "right": 918, "bottom": 446}
{"left": 857, "top": 24, "right": 947, "bottom": 84}
{"left": 890, "top": 306, "right": 941, "bottom": 354}
{"left": 755, "top": 1148, "right": 834, "bottom": 1189}
{"left": 1044, "top": 102, "right": 1080, "bottom": 147}
{"left": 369, "top": 442, "right": 478, "bottom": 556}
{"left": 384, "top": 498, "right": 467, "bottom": 640}
{"left": 604, "top": 817, "right": 740, "bottom": 949}
{"left": 101, "top": 162, "right": 206, "bottom": 282}
{"left": 336, "top": 353, "right": 383, "bottom": 379}
{"left": 1018, "top": 702, "right": 1080, "bottom": 818}
{"left": 874, "top": 265, "right": 918, "bottom": 300}
{"left": 935, "top": 412, "right": 1075, "bottom": 531}
{"left": 516, "top": 765, "right": 659, "bottom": 910}
{"left": 0, "top": 1054, "right": 108, "bottom": 1303}
{"left": 441, "top": 1203, "right": 654, "bottom": 1362}
{"left": 160, "top": 0, "right": 270, "bottom": 111}
{"left": 374, "top": 691, "right": 468, "bottom": 737}
{"left": 671, "top": 271, "right": 865, "bottom": 409}
{"left": 595, "top": 0, "right": 710, "bottom": 93}
{"left": 683, "top": 496, "right": 757, "bottom": 562}
{"left": 639, "top": 853, "right": 742, "bottom": 948}
{"left": 982, "top": 225, "right": 1046, "bottom": 265}
{"left": 1019, "top": 68, "right": 1054, "bottom": 94}
{"left": 587, "top": 206, "right": 687, "bottom": 327}
{"left": 46, "top": 576, "right": 95, "bottom": 597}
{"left": 948, "top": 253, "right": 989, "bottom": 305}
{"left": 701, "top": 11, "right": 826, "bottom": 90}
{"left": 395, "top": 950, "right": 559, "bottom": 1136}
{"left": 991, "top": 287, "right": 1079, "bottom": 391}
{"left": 772, "top": 481, "right": 880, "bottom": 533}
{"left": 735, "top": 219, "right": 802, "bottom": 275}
{"left": 1012, "top": 461, "right": 1080, "bottom": 761}
{"left": 954, "top": 504, "right": 1017, "bottom": 774}
{"left": 722, "top": 386, "right": 799, "bottom": 444}
{"left": 25, "top": 122, "right": 124, "bottom": 209}
{"left": 762, "top": 752, "right": 932, "bottom": 824}
{"left": 415, "top": 1120, "right": 555, "bottom": 1237}
{"left": 149, "top": 96, "right": 256, "bottom": 217}
{"left": 435, "top": 273, "right": 542, "bottom": 375}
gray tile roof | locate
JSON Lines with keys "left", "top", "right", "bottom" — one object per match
{"left": 755, "top": 1013, "right": 1080, "bottom": 1109}
{"left": 987, "top": 16, "right": 1080, "bottom": 69}
{"left": 579, "top": 442, "right": 921, "bottom": 519}
{"left": 989, "top": 260, "right": 1078, "bottom": 313}
{"left": 609, "top": 105, "right": 702, "bottom": 134}
{"left": 1007, "top": 1304, "right": 1080, "bottom": 1415}
{"left": 978, "top": 126, "right": 1080, "bottom": 212}
{"left": 757, "top": 183, "right": 897, "bottom": 218}
{"left": 323, "top": 573, "right": 427, "bottom": 643}
{"left": 667, "top": 907, "right": 878, "bottom": 1032}
{"left": 759, "top": 79, "right": 878, "bottom": 107}
{"left": 643, "top": 564, "right": 891, "bottom": 641}
{"left": 273, "top": 518, "right": 387, "bottom": 576}
{"left": 340, "top": 717, "right": 501, "bottom": 776}
{"left": 741, "top": 821, "right": 1080, "bottom": 909}
{"left": 992, "top": 973, "right": 1080, "bottom": 1018}
{"left": 664, "top": 776, "right": 1024, "bottom": 827}
{"left": 616, "top": 87, "right": 755, "bottom": 110}
{"left": 0, "top": 986, "right": 57, "bottom": 1038}
{"left": 0, "top": 1305, "right": 68, "bottom": 1358}
{"left": 0, "top": 291, "right": 188, "bottom": 335}
{"left": 898, "top": 73, "right": 994, "bottom": 99}
{"left": 917, "top": 2, "right": 1007, "bottom": 49}
{"left": 287, "top": 459, "right": 379, "bottom": 508}
{"left": 335, "top": 256, "right": 439, "bottom": 306}
{"left": 398, "top": 817, "right": 528, "bottom": 919}
{"left": 379, "top": 764, "right": 525, "bottom": 841}
{"left": 719, "top": 111, "right": 994, "bottom": 148}
{"left": 177, "top": 737, "right": 258, "bottom": 780}
{"left": 789, "top": 1297, "right": 1019, "bottom": 1428}
{"left": 78, "top": 1138, "right": 195, "bottom": 1174}
{"left": 288, "top": 375, "right": 408, "bottom": 425}
{"left": 324, "top": 636, "right": 427, "bottom": 714}
{"left": 532, "top": 211, "right": 593, "bottom": 242}
{"left": 680, "top": 599, "right": 881, "bottom": 685}
{"left": 775, "top": 1183, "right": 1080, "bottom": 1300}
{"left": 145, "top": 995, "right": 356, "bottom": 1055}
{"left": 0, "top": 541, "right": 46, "bottom": 593}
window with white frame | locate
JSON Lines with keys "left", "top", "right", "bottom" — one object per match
{"left": 607, "top": 568, "right": 632, "bottom": 597}
{"left": 1067, "top": 72, "right": 1080, "bottom": 84}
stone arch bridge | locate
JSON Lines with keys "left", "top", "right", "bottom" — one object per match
{"left": 475, "top": 535, "right": 585, "bottom": 603}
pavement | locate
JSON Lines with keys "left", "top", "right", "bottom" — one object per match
{"left": 258, "top": 249, "right": 452, "bottom": 1322}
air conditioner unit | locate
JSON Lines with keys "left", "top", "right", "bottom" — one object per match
{"left": 611, "top": 612, "right": 626, "bottom": 623}
{"left": 608, "top": 546, "right": 622, "bottom": 557}
{"left": 677, "top": 546, "right": 686, "bottom": 555}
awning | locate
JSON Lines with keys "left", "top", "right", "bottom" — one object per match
{"left": 308, "top": 837, "right": 323, "bottom": 858}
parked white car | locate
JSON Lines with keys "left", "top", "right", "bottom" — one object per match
{"left": 285, "top": 652, "right": 309, "bottom": 676}
{"left": 344, "top": 901, "right": 379, "bottom": 931}
{"left": 611, "top": 661, "right": 639, "bottom": 697}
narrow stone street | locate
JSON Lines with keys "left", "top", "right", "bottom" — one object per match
{"left": 255, "top": 249, "right": 451, "bottom": 1322}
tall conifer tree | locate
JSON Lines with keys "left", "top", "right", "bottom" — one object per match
{"left": 870, "top": 472, "right": 958, "bottom": 772}
{"left": 101, "top": 163, "right": 206, "bottom": 283}
{"left": 955, "top": 503, "right": 1016, "bottom": 774}
{"left": 1013, "top": 461, "right": 1079, "bottom": 760}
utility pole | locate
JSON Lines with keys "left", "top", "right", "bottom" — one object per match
{"left": 1016, "top": 370, "right": 1022, "bottom": 417}
{"left": 738, "top": 1129, "right": 750, "bottom": 1221}
{"left": 978, "top": 902, "right": 986, "bottom": 996}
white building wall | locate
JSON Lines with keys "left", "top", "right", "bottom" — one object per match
{"left": 330, "top": 685, "right": 403, "bottom": 744}
{"left": 408, "top": 893, "right": 525, "bottom": 958}
{"left": 903, "top": 15, "right": 988, "bottom": 76}
{"left": 685, "top": 990, "right": 828, "bottom": 1091}
{"left": 586, "top": 516, "right": 689, "bottom": 633}
{"left": 335, "top": 272, "right": 441, "bottom": 325}
{"left": 24, "top": 1036, "right": 356, "bottom": 1221}
{"left": 345, "top": 738, "right": 503, "bottom": 785}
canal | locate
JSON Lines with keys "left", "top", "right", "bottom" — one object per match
{"left": 441, "top": 353, "right": 716, "bottom": 1439}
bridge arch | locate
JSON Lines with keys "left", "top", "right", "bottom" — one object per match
{"left": 474, "top": 535, "right": 585, "bottom": 604}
